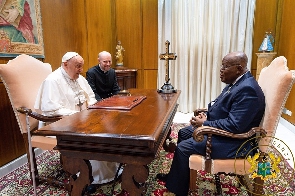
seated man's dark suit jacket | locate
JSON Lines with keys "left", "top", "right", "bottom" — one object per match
{"left": 86, "top": 65, "right": 121, "bottom": 101}
{"left": 200, "top": 71, "right": 265, "bottom": 158}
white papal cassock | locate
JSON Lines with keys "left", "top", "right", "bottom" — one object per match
{"left": 34, "top": 66, "right": 121, "bottom": 184}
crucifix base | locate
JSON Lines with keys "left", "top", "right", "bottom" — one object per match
{"left": 157, "top": 82, "right": 177, "bottom": 94}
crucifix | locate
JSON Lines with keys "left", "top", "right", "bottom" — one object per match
{"left": 77, "top": 99, "right": 83, "bottom": 111}
{"left": 158, "top": 40, "right": 177, "bottom": 93}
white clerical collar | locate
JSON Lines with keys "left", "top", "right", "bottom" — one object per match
{"left": 99, "top": 64, "right": 108, "bottom": 73}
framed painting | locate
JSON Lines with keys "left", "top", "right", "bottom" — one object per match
{"left": 0, "top": 0, "right": 44, "bottom": 58}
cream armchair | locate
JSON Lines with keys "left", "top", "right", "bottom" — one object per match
{"left": 0, "top": 54, "right": 66, "bottom": 193}
{"left": 189, "top": 56, "right": 295, "bottom": 195}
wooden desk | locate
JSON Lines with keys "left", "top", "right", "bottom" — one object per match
{"left": 36, "top": 89, "right": 180, "bottom": 196}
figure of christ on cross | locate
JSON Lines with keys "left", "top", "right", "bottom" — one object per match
{"left": 158, "top": 40, "right": 177, "bottom": 93}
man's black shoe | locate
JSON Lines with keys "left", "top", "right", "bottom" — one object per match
{"left": 85, "top": 184, "right": 96, "bottom": 194}
{"left": 156, "top": 173, "right": 168, "bottom": 182}
{"left": 168, "top": 142, "right": 177, "bottom": 153}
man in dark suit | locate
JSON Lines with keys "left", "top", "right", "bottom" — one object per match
{"left": 157, "top": 51, "right": 265, "bottom": 196}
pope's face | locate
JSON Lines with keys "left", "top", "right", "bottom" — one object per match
{"left": 64, "top": 55, "right": 84, "bottom": 80}
{"left": 98, "top": 53, "right": 112, "bottom": 72}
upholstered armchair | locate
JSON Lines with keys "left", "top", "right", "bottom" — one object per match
{"left": 189, "top": 56, "right": 295, "bottom": 195}
{"left": 0, "top": 54, "right": 66, "bottom": 193}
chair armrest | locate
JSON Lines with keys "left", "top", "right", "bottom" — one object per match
{"left": 193, "top": 108, "right": 208, "bottom": 116}
{"left": 192, "top": 126, "right": 266, "bottom": 160}
{"left": 192, "top": 126, "right": 267, "bottom": 142}
{"left": 17, "top": 107, "right": 62, "bottom": 122}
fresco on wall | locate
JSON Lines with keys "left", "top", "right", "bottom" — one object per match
{"left": 0, "top": 0, "right": 44, "bottom": 58}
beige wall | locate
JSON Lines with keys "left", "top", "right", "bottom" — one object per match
{"left": 277, "top": 0, "right": 295, "bottom": 123}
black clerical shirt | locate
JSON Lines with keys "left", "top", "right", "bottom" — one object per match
{"left": 86, "top": 65, "right": 121, "bottom": 101}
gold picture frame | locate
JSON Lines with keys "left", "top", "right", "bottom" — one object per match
{"left": 0, "top": 0, "right": 44, "bottom": 58}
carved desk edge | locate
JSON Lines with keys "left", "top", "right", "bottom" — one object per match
{"left": 154, "top": 103, "right": 178, "bottom": 157}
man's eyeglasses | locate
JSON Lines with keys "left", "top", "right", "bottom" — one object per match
{"left": 220, "top": 64, "right": 240, "bottom": 70}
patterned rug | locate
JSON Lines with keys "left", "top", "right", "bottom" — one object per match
{"left": 0, "top": 123, "right": 294, "bottom": 196}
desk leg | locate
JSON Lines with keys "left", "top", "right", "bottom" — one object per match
{"left": 62, "top": 156, "right": 92, "bottom": 196}
{"left": 121, "top": 164, "right": 149, "bottom": 195}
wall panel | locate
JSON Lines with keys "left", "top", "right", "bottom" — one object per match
{"left": 252, "top": 0, "right": 295, "bottom": 125}
{"left": 0, "top": 83, "right": 25, "bottom": 167}
{"left": 142, "top": 0, "right": 158, "bottom": 70}
{"left": 115, "top": 0, "right": 142, "bottom": 70}
{"left": 85, "top": 0, "right": 114, "bottom": 70}
{"left": 278, "top": 0, "right": 295, "bottom": 124}
{"left": 251, "top": 0, "right": 278, "bottom": 74}
{"left": 39, "top": 0, "right": 159, "bottom": 88}
{"left": 142, "top": 0, "right": 158, "bottom": 90}
{"left": 40, "top": 0, "right": 88, "bottom": 72}
{"left": 144, "top": 70, "right": 158, "bottom": 89}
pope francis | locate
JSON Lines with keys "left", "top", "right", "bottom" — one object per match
{"left": 34, "top": 52, "right": 121, "bottom": 192}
